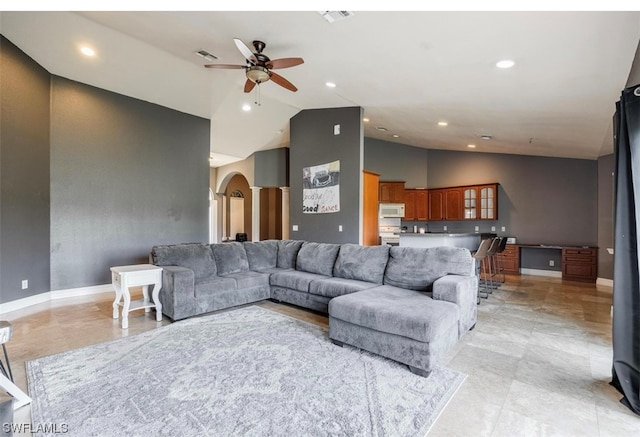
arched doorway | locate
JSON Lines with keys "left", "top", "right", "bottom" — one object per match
{"left": 218, "top": 173, "right": 252, "bottom": 241}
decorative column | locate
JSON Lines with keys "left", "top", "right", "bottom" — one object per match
{"left": 250, "top": 186, "right": 261, "bottom": 242}
{"left": 280, "top": 187, "right": 290, "bottom": 240}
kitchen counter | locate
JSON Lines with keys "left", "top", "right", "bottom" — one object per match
{"left": 399, "top": 232, "right": 496, "bottom": 251}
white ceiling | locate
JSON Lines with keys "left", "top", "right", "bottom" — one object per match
{"left": 2, "top": 10, "right": 639, "bottom": 164}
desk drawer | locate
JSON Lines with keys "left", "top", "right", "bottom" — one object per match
{"left": 562, "top": 247, "right": 597, "bottom": 282}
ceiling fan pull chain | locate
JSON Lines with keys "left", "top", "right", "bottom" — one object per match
{"left": 255, "top": 84, "right": 261, "bottom": 106}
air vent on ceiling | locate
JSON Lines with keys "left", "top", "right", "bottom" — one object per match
{"left": 318, "top": 11, "right": 355, "bottom": 23}
{"left": 194, "top": 49, "right": 218, "bottom": 62}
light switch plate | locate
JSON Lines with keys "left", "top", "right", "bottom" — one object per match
{"left": 292, "top": 225, "right": 299, "bottom": 231}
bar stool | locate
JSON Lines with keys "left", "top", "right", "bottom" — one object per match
{"left": 483, "top": 237, "right": 502, "bottom": 293}
{"left": 494, "top": 237, "right": 508, "bottom": 284}
{"left": 472, "top": 238, "right": 493, "bottom": 302}
{"left": 0, "top": 321, "right": 31, "bottom": 410}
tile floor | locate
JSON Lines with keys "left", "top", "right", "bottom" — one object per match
{"left": 1, "top": 274, "right": 639, "bottom": 436}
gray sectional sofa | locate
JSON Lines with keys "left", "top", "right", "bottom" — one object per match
{"left": 150, "top": 239, "right": 478, "bottom": 376}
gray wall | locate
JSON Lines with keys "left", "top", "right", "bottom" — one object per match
{"left": 290, "top": 107, "right": 363, "bottom": 243}
{"left": 50, "top": 76, "right": 210, "bottom": 289}
{"left": 254, "top": 147, "right": 289, "bottom": 187}
{"left": 0, "top": 36, "right": 51, "bottom": 303}
{"left": 364, "top": 138, "right": 428, "bottom": 188}
{"left": 598, "top": 154, "right": 615, "bottom": 279}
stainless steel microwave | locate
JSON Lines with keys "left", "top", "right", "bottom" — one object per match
{"left": 379, "top": 203, "right": 405, "bottom": 218}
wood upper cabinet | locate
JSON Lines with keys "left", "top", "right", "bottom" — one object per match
{"left": 430, "top": 188, "right": 461, "bottom": 220}
{"left": 379, "top": 181, "right": 405, "bottom": 203}
{"left": 429, "top": 189, "right": 444, "bottom": 220}
{"left": 462, "top": 183, "right": 498, "bottom": 220}
{"left": 444, "top": 188, "right": 463, "bottom": 220}
{"left": 404, "top": 189, "right": 428, "bottom": 220}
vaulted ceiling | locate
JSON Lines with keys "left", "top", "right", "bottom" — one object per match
{"left": 2, "top": 10, "right": 639, "bottom": 164}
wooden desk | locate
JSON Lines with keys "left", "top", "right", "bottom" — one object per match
{"left": 498, "top": 244, "right": 597, "bottom": 282}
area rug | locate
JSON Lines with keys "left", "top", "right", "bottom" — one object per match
{"left": 27, "top": 305, "right": 466, "bottom": 437}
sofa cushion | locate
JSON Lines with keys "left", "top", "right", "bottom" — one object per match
{"left": 244, "top": 240, "right": 278, "bottom": 271}
{"left": 194, "top": 275, "right": 237, "bottom": 298}
{"left": 309, "top": 277, "right": 378, "bottom": 299}
{"left": 296, "top": 242, "right": 341, "bottom": 276}
{"left": 151, "top": 243, "right": 216, "bottom": 279}
{"left": 333, "top": 244, "right": 390, "bottom": 284}
{"left": 384, "top": 246, "right": 473, "bottom": 291}
{"left": 211, "top": 242, "right": 250, "bottom": 275}
{"left": 270, "top": 270, "right": 330, "bottom": 293}
{"left": 219, "top": 271, "right": 270, "bottom": 289}
{"left": 328, "top": 285, "right": 459, "bottom": 343}
{"left": 277, "top": 240, "right": 304, "bottom": 269}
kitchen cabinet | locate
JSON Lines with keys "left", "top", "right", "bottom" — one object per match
{"left": 444, "top": 188, "right": 462, "bottom": 220}
{"left": 562, "top": 247, "right": 597, "bottom": 282}
{"left": 462, "top": 184, "right": 498, "bottom": 220}
{"left": 362, "top": 171, "right": 380, "bottom": 246}
{"left": 403, "top": 189, "right": 428, "bottom": 220}
{"left": 497, "top": 244, "right": 520, "bottom": 274}
{"left": 429, "top": 189, "right": 444, "bottom": 220}
{"left": 379, "top": 181, "right": 405, "bottom": 203}
{"left": 429, "top": 188, "right": 461, "bottom": 220}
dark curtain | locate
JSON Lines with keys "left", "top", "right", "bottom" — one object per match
{"left": 611, "top": 83, "right": 640, "bottom": 416}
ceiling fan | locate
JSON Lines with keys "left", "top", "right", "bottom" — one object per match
{"left": 205, "top": 38, "right": 304, "bottom": 93}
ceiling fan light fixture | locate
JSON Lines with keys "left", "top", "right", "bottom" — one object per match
{"left": 246, "top": 66, "right": 270, "bottom": 84}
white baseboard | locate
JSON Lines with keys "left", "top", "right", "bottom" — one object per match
{"left": 0, "top": 284, "right": 112, "bottom": 315}
{"left": 520, "top": 268, "right": 562, "bottom": 278}
{"left": 596, "top": 278, "right": 614, "bottom": 288}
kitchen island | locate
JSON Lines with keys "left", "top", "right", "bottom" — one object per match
{"left": 399, "top": 232, "right": 496, "bottom": 251}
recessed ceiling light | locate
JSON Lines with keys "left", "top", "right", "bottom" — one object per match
{"left": 376, "top": 126, "right": 388, "bottom": 132}
{"left": 363, "top": 118, "right": 370, "bottom": 122}
{"left": 242, "top": 104, "right": 251, "bottom": 112}
{"left": 80, "top": 46, "right": 95, "bottom": 57}
{"left": 467, "top": 144, "right": 477, "bottom": 148}
{"left": 437, "top": 121, "right": 448, "bottom": 126}
{"left": 392, "top": 134, "right": 400, "bottom": 138}
{"left": 496, "top": 59, "right": 515, "bottom": 69}
{"left": 325, "top": 82, "right": 336, "bottom": 88}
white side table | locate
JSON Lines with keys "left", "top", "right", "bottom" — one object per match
{"left": 111, "top": 264, "right": 163, "bottom": 329}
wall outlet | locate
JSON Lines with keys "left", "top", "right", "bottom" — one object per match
{"left": 501, "top": 226, "right": 506, "bottom": 232}
{"left": 334, "top": 124, "right": 340, "bottom": 135}
{"left": 491, "top": 226, "right": 496, "bottom": 232}
{"left": 549, "top": 260, "right": 555, "bottom": 267}
{"left": 443, "top": 225, "right": 447, "bottom": 231}
{"left": 21, "top": 279, "right": 28, "bottom": 290}
{"left": 474, "top": 226, "right": 479, "bottom": 232}
{"left": 338, "top": 225, "right": 343, "bottom": 232}
{"left": 292, "top": 224, "right": 299, "bottom": 231}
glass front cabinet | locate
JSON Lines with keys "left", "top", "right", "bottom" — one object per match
{"left": 462, "top": 184, "right": 498, "bottom": 220}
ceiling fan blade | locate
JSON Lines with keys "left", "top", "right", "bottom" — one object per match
{"left": 244, "top": 79, "right": 256, "bottom": 93}
{"left": 269, "top": 72, "right": 298, "bottom": 92}
{"left": 204, "top": 64, "right": 246, "bottom": 69}
{"left": 234, "top": 38, "right": 257, "bottom": 63}
{"left": 267, "top": 57, "right": 304, "bottom": 69}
